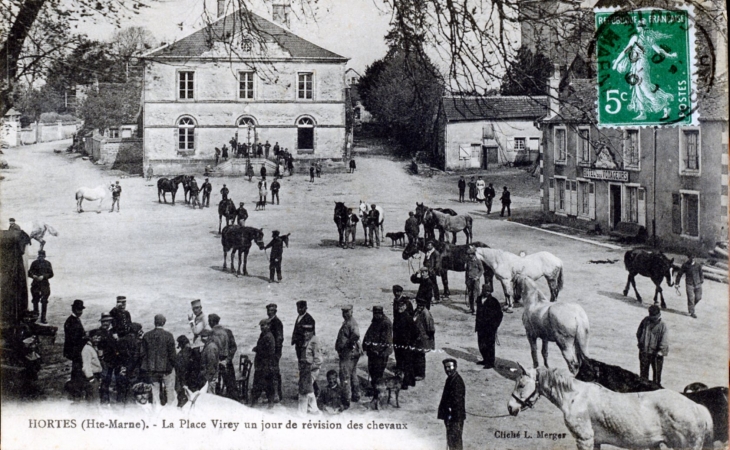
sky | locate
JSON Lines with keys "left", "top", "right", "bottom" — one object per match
{"left": 80, "top": 0, "right": 393, "bottom": 73}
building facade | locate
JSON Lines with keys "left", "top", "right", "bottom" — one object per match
{"left": 437, "top": 96, "right": 547, "bottom": 170}
{"left": 142, "top": 10, "right": 349, "bottom": 174}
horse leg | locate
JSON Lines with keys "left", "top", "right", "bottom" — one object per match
{"left": 218, "top": 216, "right": 222, "bottom": 234}
{"left": 237, "top": 250, "right": 243, "bottom": 276}
{"left": 541, "top": 339, "right": 550, "bottom": 369}
{"left": 77, "top": 197, "right": 83, "bottom": 213}
{"left": 451, "top": 231, "right": 457, "bottom": 244}
{"left": 230, "top": 251, "right": 236, "bottom": 274}
{"left": 528, "top": 336, "right": 539, "bottom": 369}
{"left": 502, "top": 279, "right": 513, "bottom": 307}
{"left": 223, "top": 249, "right": 228, "bottom": 269}
{"left": 441, "top": 271, "right": 450, "bottom": 297}
{"left": 655, "top": 284, "right": 666, "bottom": 308}
{"left": 242, "top": 250, "right": 249, "bottom": 276}
{"left": 630, "top": 275, "right": 642, "bottom": 303}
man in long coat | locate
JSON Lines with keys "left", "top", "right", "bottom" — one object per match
{"left": 199, "top": 329, "right": 219, "bottom": 394}
{"left": 266, "top": 304, "right": 284, "bottom": 401}
{"left": 413, "top": 298, "right": 435, "bottom": 379}
{"left": 423, "top": 241, "right": 442, "bottom": 303}
{"left": 475, "top": 284, "right": 503, "bottom": 376}
{"left": 140, "top": 314, "right": 177, "bottom": 405}
{"left": 392, "top": 299, "right": 417, "bottom": 389}
{"left": 362, "top": 306, "right": 392, "bottom": 394}
{"left": 335, "top": 305, "right": 361, "bottom": 404}
{"left": 438, "top": 358, "right": 466, "bottom": 450}
{"left": 63, "top": 300, "right": 86, "bottom": 398}
{"left": 251, "top": 319, "right": 277, "bottom": 406}
{"left": 291, "top": 300, "right": 315, "bottom": 360}
{"left": 404, "top": 212, "right": 420, "bottom": 246}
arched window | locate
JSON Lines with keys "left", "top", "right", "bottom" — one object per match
{"left": 177, "top": 116, "right": 196, "bottom": 153}
{"left": 237, "top": 116, "right": 257, "bottom": 127}
{"left": 297, "top": 116, "right": 315, "bottom": 151}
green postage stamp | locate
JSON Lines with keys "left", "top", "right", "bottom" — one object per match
{"left": 595, "top": 7, "right": 696, "bottom": 127}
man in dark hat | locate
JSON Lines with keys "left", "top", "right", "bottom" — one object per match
{"left": 368, "top": 204, "right": 381, "bottom": 249}
{"left": 362, "top": 306, "right": 392, "bottom": 395}
{"left": 63, "top": 300, "right": 86, "bottom": 398}
{"left": 199, "top": 329, "right": 219, "bottom": 393}
{"left": 413, "top": 298, "right": 435, "bottom": 380}
{"left": 438, "top": 358, "right": 466, "bottom": 450}
{"left": 8, "top": 218, "right": 21, "bottom": 232}
{"left": 464, "top": 247, "right": 483, "bottom": 314}
{"left": 292, "top": 301, "right": 315, "bottom": 361}
{"left": 110, "top": 296, "right": 132, "bottom": 338}
{"left": 457, "top": 176, "right": 466, "bottom": 203}
{"left": 28, "top": 250, "right": 53, "bottom": 323}
{"left": 636, "top": 305, "right": 668, "bottom": 384}
{"left": 251, "top": 319, "right": 277, "bottom": 407}
{"left": 500, "top": 186, "right": 511, "bottom": 217}
{"left": 392, "top": 285, "right": 413, "bottom": 321}
{"left": 411, "top": 267, "right": 434, "bottom": 310}
{"left": 174, "top": 335, "right": 196, "bottom": 406}
{"left": 209, "top": 313, "right": 239, "bottom": 400}
{"left": 344, "top": 208, "right": 359, "bottom": 249}
{"left": 117, "top": 322, "right": 143, "bottom": 403}
{"left": 265, "top": 230, "right": 285, "bottom": 283}
{"left": 140, "top": 314, "right": 177, "bottom": 405}
{"left": 97, "top": 313, "right": 122, "bottom": 404}
{"left": 484, "top": 183, "right": 496, "bottom": 214}
{"left": 405, "top": 211, "right": 420, "bottom": 246}
{"left": 201, "top": 178, "right": 212, "bottom": 207}
{"left": 424, "top": 240, "right": 442, "bottom": 303}
{"left": 475, "top": 284, "right": 503, "bottom": 378}
{"left": 235, "top": 202, "right": 248, "bottom": 226}
{"left": 392, "top": 298, "right": 417, "bottom": 389}
{"left": 220, "top": 184, "right": 229, "bottom": 201}
{"left": 266, "top": 304, "right": 284, "bottom": 401}
{"left": 335, "top": 305, "right": 360, "bottom": 405}
{"left": 270, "top": 179, "right": 281, "bottom": 205}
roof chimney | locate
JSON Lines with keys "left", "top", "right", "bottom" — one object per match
{"left": 272, "top": 0, "right": 291, "bottom": 28}
{"left": 217, "top": 0, "right": 226, "bottom": 18}
{"left": 548, "top": 64, "right": 561, "bottom": 118}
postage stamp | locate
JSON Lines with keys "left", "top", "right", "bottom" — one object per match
{"left": 595, "top": 7, "right": 696, "bottom": 127}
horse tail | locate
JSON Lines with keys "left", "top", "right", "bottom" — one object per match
{"left": 556, "top": 264, "right": 563, "bottom": 293}
{"left": 574, "top": 312, "right": 590, "bottom": 367}
{"left": 623, "top": 250, "right": 636, "bottom": 271}
{"left": 45, "top": 224, "right": 59, "bottom": 237}
{"left": 75, "top": 190, "right": 82, "bottom": 200}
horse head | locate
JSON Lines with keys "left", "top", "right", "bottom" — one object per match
{"left": 510, "top": 271, "right": 528, "bottom": 302}
{"left": 575, "top": 358, "right": 599, "bottom": 383}
{"left": 660, "top": 253, "right": 675, "bottom": 286}
{"left": 508, "top": 363, "right": 540, "bottom": 416}
{"left": 254, "top": 228, "right": 266, "bottom": 249}
{"left": 402, "top": 240, "right": 420, "bottom": 260}
{"left": 282, "top": 233, "right": 291, "bottom": 248}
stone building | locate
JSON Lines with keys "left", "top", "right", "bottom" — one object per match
{"left": 142, "top": 4, "right": 349, "bottom": 174}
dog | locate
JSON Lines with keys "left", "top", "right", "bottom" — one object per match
{"left": 385, "top": 232, "right": 406, "bottom": 247}
{"left": 370, "top": 369, "right": 404, "bottom": 409}
{"left": 255, "top": 199, "right": 266, "bottom": 211}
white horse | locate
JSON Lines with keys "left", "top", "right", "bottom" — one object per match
{"left": 508, "top": 366, "right": 714, "bottom": 450}
{"left": 75, "top": 184, "right": 111, "bottom": 213}
{"left": 512, "top": 274, "right": 589, "bottom": 374}
{"left": 28, "top": 221, "right": 58, "bottom": 251}
{"left": 474, "top": 247, "right": 564, "bottom": 305}
{"left": 359, "top": 200, "right": 385, "bottom": 239}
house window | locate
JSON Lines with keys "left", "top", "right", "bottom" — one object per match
{"left": 239, "top": 71, "right": 255, "bottom": 99}
{"left": 579, "top": 180, "right": 590, "bottom": 216}
{"left": 178, "top": 71, "right": 194, "bottom": 100}
{"left": 680, "top": 129, "right": 700, "bottom": 174}
{"left": 556, "top": 178, "right": 566, "bottom": 212}
{"left": 514, "top": 138, "right": 526, "bottom": 151}
{"left": 108, "top": 128, "right": 120, "bottom": 139}
{"left": 297, "top": 73, "right": 313, "bottom": 100}
{"left": 297, "top": 116, "right": 315, "bottom": 150}
{"left": 177, "top": 116, "right": 195, "bottom": 153}
{"left": 681, "top": 191, "right": 700, "bottom": 237}
{"left": 577, "top": 128, "right": 590, "bottom": 164}
{"left": 623, "top": 129, "right": 640, "bottom": 170}
{"left": 625, "top": 185, "right": 638, "bottom": 223}
{"left": 554, "top": 128, "right": 566, "bottom": 164}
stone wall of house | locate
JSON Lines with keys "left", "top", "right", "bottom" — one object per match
{"left": 96, "top": 138, "right": 143, "bottom": 173}
{"left": 444, "top": 120, "right": 541, "bottom": 170}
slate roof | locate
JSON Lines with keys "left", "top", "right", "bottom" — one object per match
{"left": 442, "top": 96, "right": 548, "bottom": 122}
{"left": 542, "top": 79, "right": 596, "bottom": 124}
{"left": 145, "top": 11, "right": 346, "bottom": 60}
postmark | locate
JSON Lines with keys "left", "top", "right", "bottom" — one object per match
{"left": 595, "top": 7, "right": 697, "bottom": 127}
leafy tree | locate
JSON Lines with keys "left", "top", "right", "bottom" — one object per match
{"left": 77, "top": 81, "right": 140, "bottom": 132}
{"left": 500, "top": 47, "right": 553, "bottom": 96}
{"left": 13, "top": 84, "right": 64, "bottom": 122}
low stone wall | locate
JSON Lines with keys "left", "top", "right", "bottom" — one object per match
{"left": 148, "top": 159, "right": 217, "bottom": 176}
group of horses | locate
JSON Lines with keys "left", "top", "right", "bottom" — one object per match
{"left": 333, "top": 201, "right": 385, "bottom": 248}
{"left": 156, "top": 175, "right": 200, "bottom": 206}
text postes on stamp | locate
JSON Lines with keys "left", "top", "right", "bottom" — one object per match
{"left": 595, "top": 7, "right": 696, "bottom": 128}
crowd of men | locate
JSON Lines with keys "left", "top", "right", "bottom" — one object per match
{"left": 457, "top": 176, "right": 511, "bottom": 217}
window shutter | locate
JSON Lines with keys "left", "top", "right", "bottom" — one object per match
{"left": 671, "top": 193, "right": 681, "bottom": 234}
{"left": 638, "top": 187, "right": 646, "bottom": 227}
{"left": 588, "top": 182, "right": 596, "bottom": 220}
{"left": 194, "top": 128, "right": 199, "bottom": 153}
{"left": 548, "top": 178, "right": 555, "bottom": 212}
{"left": 570, "top": 181, "right": 578, "bottom": 216}
{"left": 174, "top": 127, "right": 179, "bottom": 153}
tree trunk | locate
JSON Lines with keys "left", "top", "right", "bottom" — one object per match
{"left": 0, "top": 0, "right": 48, "bottom": 116}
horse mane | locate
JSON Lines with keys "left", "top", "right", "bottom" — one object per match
{"left": 537, "top": 367, "right": 575, "bottom": 404}
{"left": 513, "top": 274, "right": 549, "bottom": 303}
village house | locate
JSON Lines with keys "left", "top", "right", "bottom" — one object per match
{"left": 436, "top": 96, "right": 548, "bottom": 170}
{"left": 141, "top": 1, "right": 350, "bottom": 175}
{"left": 345, "top": 68, "right": 372, "bottom": 125}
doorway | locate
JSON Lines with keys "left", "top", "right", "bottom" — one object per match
{"left": 609, "top": 184, "right": 622, "bottom": 229}
{"left": 483, "top": 146, "right": 498, "bottom": 169}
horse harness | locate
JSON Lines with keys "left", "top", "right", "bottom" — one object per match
{"left": 512, "top": 371, "right": 541, "bottom": 412}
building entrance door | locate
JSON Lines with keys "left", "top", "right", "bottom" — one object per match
{"left": 483, "top": 146, "right": 497, "bottom": 169}
{"left": 609, "top": 184, "right": 622, "bottom": 229}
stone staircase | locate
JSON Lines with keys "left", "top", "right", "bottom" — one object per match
{"left": 209, "top": 157, "right": 278, "bottom": 177}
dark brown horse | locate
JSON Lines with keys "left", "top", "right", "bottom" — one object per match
{"left": 333, "top": 202, "right": 349, "bottom": 247}
{"left": 218, "top": 199, "right": 236, "bottom": 233}
{"left": 402, "top": 237, "right": 492, "bottom": 297}
{"left": 221, "top": 225, "right": 265, "bottom": 276}
{"left": 157, "top": 175, "right": 185, "bottom": 204}
{"left": 623, "top": 249, "right": 675, "bottom": 308}
{"left": 181, "top": 175, "right": 195, "bottom": 204}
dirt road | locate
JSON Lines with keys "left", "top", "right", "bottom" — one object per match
{"left": 1, "top": 140, "right": 727, "bottom": 450}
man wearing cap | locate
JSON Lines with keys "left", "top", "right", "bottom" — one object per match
{"left": 251, "top": 319, "right": 277, "bottom": 407}
{"left": 81, "top": 330, "right": 104, "bottom": 403}
{"left": 201, "top": 178, "right": 212, "bottom": 207}
{"left": 299, "top": 325, "right": 322, "bottom": 414}
{"left": 174, "top": 335, "right": 196, "bottom": 406}
{"left": 424, "top": 240, "right": 442, "bottom": 303}
{"left": 475, "top": 284, "right": 503, "bottom": 377}
{"left": 362, "top": 306, "right": 393, "bottom": 394}
{"left": 265, "top": 230, "right": 285, "bottom": 283}
{"left": 28, "top": 250, "right": 53, "bottom": 323}
{"left": 64, "top": 300, "right": 86, "bottom": 397}
{"left": 343, "top": 208, "right": 359, "bottom": 249}
{"left": 220, "top": 184, "right": 229, "bottom": 201}
{"left": 110, "top": 181, "right": 122, "bottom": 212}
{"left": 209, "top": 314, "right": 239, "bottom": 400}
{"left": 438, "top": 359, "right": 466, "bottom": 450}
{"left": 199, "top": 329, "right": 219, "bottom": 394}
{"left": 368, "top": 204, "right": 381, "bottom": 248}
{"left": 292, "top": 301, "right": 315, "bottom": 361}
{"left": 188, "top": 299, "right": 210, "bottom": 349}
{"left": 636, "top": 305, "right": 668, "bottom": 385}
{"left": 110, "top": 296, "right": 132, "bottom": 338}
{"left": 393, "top": 298, "right": 417, "bottom": 389}
{"left": 117, "top": 322, "right": 143, "bottom": 404}
{"left": 267, "top": 304, "right": 284, "bottom": 401}
{"left": 464, "top": 247, "right": 483, "bottom": 314}
{"left": 236, "top": 202, "right": 248, "bottom": 226}
{"left": 392, "top": 285, "right": 413, "bottom": 321}
{"left": 140, "top": 314, "right": 177, "bottom": 405}
{"left": 411, "top": 267, "right": 434, "bottom": 310}
{"left": 335, "top": 305, "right": 361, "bottom": 405}
{"left": 674, "top": 254, "right": 704, "bottom": 318}
{"left": 97, "top": 313, "right": 122, "bottom": 404}
{"left": 404, "top": 212, "right": 420, "bottom": 246}
{"left": 8, "top": 217, "right": 21, "bottom": 232}
{"left": 413, "top": 298, "right": 435, "bottom": 380}
{"left": 270, "top": 179, "right": 281, "bottom": 205}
